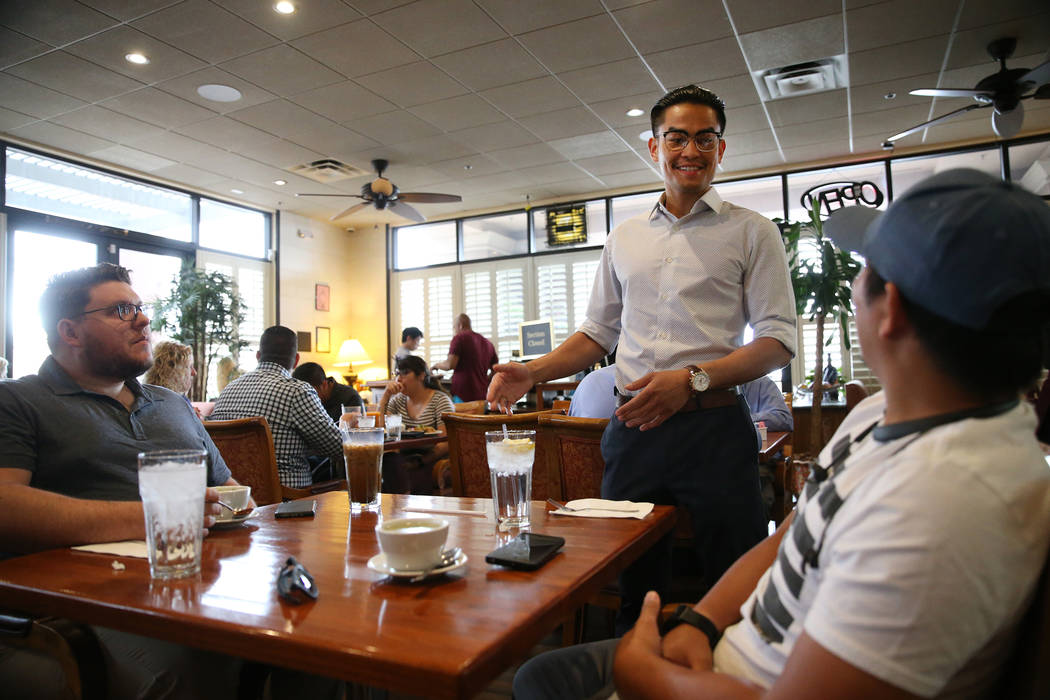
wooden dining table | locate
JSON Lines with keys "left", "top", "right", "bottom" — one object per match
{"left": 0, "top": 492, "right": 675, "bottom": 699}
{"left": 383, "top": 433, "right": 448, "bottom": 452}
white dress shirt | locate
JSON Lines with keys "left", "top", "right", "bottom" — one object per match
{"left": 577, "top": 187, "right": 796, "bottom": 395}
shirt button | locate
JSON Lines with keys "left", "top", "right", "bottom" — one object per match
{"left": 660, "top": 293, "right": 668, "bottom": 301}
{"left": 658, "top": 332, "right": 668, "bottom": 340}
{"left": 665, "top": 257, "right": 673, "bottom": 263}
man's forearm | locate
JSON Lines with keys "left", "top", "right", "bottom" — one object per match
{"left": 0, "top": 483, "right": 144, "bottom": 553}
{"left": 703, "top": 337, "right": 791, "bottom": 391}
{"left": 525, "top": 332, "right": 607, "bottom": 384}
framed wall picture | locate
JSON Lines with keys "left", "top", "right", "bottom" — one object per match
{"left": 316, "top": 326, "right": 331, "bottom": 353}
{"left": 315, "top": 283, "right": 330, "bottom": 311}
{"left": 296, "top": 331, "right": 311, "bottom": 352}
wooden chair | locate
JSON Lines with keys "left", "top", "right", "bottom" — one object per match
{"left": 537, "top": 413, "right": 608, "bottom": 502}
{"left": 441, "top": 410, "right": 559, "bottom": 501}
{"left": 844, "top": 380, "right": 868, "bottom": 412}
{"left": 454, "top": 400, "right": 487, "bottom": 415}
{"left": 551, "top": 399, "right": 572, "bottom": 412}
{"left": 204, "top": 417, "right": 346, "bottom": 505}
{"left": 0, "top": 614, "right": 105, "bottom": 699}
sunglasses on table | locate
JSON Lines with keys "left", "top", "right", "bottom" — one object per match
{"left": 277, "top": 556, "right": 318, "bottom": 604}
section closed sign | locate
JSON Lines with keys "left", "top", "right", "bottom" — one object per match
{"left": 518, "top": 320, "right": 553, "bottom": 359}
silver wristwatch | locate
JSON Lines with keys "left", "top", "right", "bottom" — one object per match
{"left": 687, "top": 365, "right": 710, "bottom": 393}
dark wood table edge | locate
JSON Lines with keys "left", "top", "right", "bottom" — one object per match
{"left": 759, "top": 431, "right": 790, "bottom": 461}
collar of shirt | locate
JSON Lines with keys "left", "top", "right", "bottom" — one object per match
{"left": 37, "top": 355, "right": 155, "bottom": 410}
{"left": 256, "top": 361, "right": 293, "bottom": 378}
{"left": 650, "top": 187, "right": 724, "bottom": 224}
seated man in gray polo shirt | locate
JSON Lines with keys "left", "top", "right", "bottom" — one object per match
{"left": 0, "top": 263, "right": 245, "bottom": 698}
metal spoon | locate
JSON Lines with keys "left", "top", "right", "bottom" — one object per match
{"left": 409, "top": 547, "right": 462, "bottom": 582}
{"left": 217, "top": 500, "right": 253, "bottom": 518}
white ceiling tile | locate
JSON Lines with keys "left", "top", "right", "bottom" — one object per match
{"left": 409, "top": 94, "right": 505, "bottom": 131}
{"left": 355, "top": 62, "right": 468, "bottom": 107}
{"left": 150, "top": 162, "right": 229, "bottom": 187}
{"left": 559, "top": 58, "right": 662, "bottom": 104}
{"left": 544, "top": 176, "right": 605, "bottom": 197}
{"left": 219, "top": 0, "right": 362, "bottom": 41}
{"left": 480, "top": 76, "right": 578, "bottom": 118}
{"left": 88, "top": 144, "right": 177, "bottom": 171}
{"left": 0, "top": 26, "right": 52, "bottom": 67}
{"left": 7, "top": 51, "right": 143, "bottom": 102}
{"left": 448, "top": 121, "right": 539, "bottom": 151}
{"left": 848, "top": 72, "right": 939, "bottom": 115}
{"left": 645, "top": 37, "right": 749, "bottom": 89}
{"left": 518, "top": 106, "right": 606, "bottom": 140}
{"left": 287, "top": 121, "right": 378, "bottom": 160}
{"left": 518, "top": 15, "right": 635, "bottom": 73}
{"left": 738, "top": 14, "right": 844, "bottom": 72}
{"left": 228, "top": 99, "right": 318, "bottom": 135}
{"left": 0, "top": 72, "right": 85, "bottom": 118}
{"left": 426, "top": 154, "right": 506, "bottom": 180}
{"left": 290, "top": 19, "right": 419, "bottom": 78}
{"left": 78, "top": 0, "right": 183, "bottom": 21}
{"left": 518, "top": 161, "right": 593, "bottom": 185}
{"left": 0, "top": 0, "right": 116, "bottom": 45}
{"left": 765, "top": 89, "right": 847, "bottom": 126}
{"left": 8, "top": 120, "right": 116, "bottom": 153}
{"left": 722, "top": 128, "right": 778, "bottom": 156}
{"left": 373, "top": 0, "right": 506, "bottom": 57}
{"left": 574, "top": 151, "right": 651, "bottom": 176}
{"left": 154, "top": 67, "right": 278, "bottom": 114}
{"left": 698, "top": 74, "right": 762, "bottom": 112}
{"left": 724, "top": 103, "right": 771, "bottom": 134}
{"left": 294, "top": 81, "right": 397, "bottom": 123}
{"left": 776, "top": 116, "right": 848, "bottom": 149}
{"left": 780, "top": 140, "right": 854, "bottom": 164}
{"left": 850, "top": 103, "right": 940, "bottom": 140}
{"left": 586, "top": 91, "right": 662, "bottom": 128}
{"left": 594, "top": 168, "right": 661, "bottom": 189}
{"left": 945, "top": 18, "right": 1050, "bottom": 72}
{"left": 548, "top": 131, "right": 631, "bottom": 160}
{"left": 175, "top": 116, "right": 286, "bottom": 152}
{"left": 431, "top": 39, "right": 547, "bottom": 91}
{"left": 717, "top": 150, "right": 784, "bottom": 174}
{"left": 849, "top": 35, "right": 951, "bottom": 86}
{"left": 246, "top": 139, "right": 325, "bottom": 169}
{"left": 473, "top": 0, "right": 604, "bottom": 35}
{"left": 345, "top": 109, "right": 441, "bottom": 142}
{"left": 51, "top": 105, "right": 166, "bottom": 143}
{"left": 125, "top": 129, "right": 232, "bottom": 163}
{"left": 101, "top": 87, "right": 218, "bottom": 128}
{"left": 221, "top": 45, "right": 345, "bottom": 98}
{"left": 958, "top": 0, "right": 1048, "bottom": 30}
{"left": 64, "top": 25, "right": 207, "bottom": 82}
{"left": 337, "top": 0, "right": 416, "bottom": 18}
{"left": 614, "top": 0, "right": 733, "bottom": 54}
{"left": 846, "top": 0, "right": 958, "bottom": 54}
{"left": 728, "top": 0, "right": 842, "bottom": 34}
{"left": 488, "top": 142, "right": 566, "bottom": 168}
{"left": 385, "top": 133, "right": 476, "bottom": 164}
{"left": 0, "top": 106, "right": 35, "bottom": 130}
{"left": 132, "top": 0, "right": 279, "bottom": 64}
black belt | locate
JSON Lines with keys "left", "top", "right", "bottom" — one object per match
{"left": 616, "top": 387, "right": 740, "bottom": 413}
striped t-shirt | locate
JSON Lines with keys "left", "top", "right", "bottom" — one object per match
{"left": 385, "top": 391, "right": 454, "bottom": 430}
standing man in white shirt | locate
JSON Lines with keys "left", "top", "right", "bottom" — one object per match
{"left": 488, "top": 85, "right": 796, "bottom": 630}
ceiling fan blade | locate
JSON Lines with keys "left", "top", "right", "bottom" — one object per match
{"left": 398, "top": 192, "right": 463, "bottom": 203}
{"left": 886, "top": 103, "right": 988, "bottom": 142}
{"left": 992, "top": 102, "right": 1024, "bottom": 138}
{"left": 329, "top": 201, "right": 370, "bottom": 221}
{"left": 909, "top": 88, "right": 988, "bottom": 98}
{"left": 1034, "top": 84, "right": 1050, "bottom": 100}
{"left": 1020, "top": 59, "right": 1050, "bottom": 89}
{"left": 296, "top": 193, "right": 365, "bottom": 198}
{"left": 390, "top": 201, "right": 426, "bottom": 223}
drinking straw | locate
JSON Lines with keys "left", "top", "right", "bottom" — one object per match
{"left": 502, "top": 423, "right": 509, "bottom": 439}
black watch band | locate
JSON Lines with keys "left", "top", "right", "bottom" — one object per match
{"left": 660, "top": 605, "right": 722, "bottom": 651}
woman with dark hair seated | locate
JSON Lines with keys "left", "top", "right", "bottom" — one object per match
{"left": 379, "top": 355, "right": 453, "bottom": 493}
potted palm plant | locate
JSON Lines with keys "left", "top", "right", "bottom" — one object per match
{"left": 779, "top": 201, "right": 862, "bottom": 457}
{"left": 151, "top": 262, "right": 248, "bottom": 401}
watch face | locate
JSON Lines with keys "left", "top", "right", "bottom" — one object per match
{"left": 690, "top": 369, "right": 710, "bottom": 392}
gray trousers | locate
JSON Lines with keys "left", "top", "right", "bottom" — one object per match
{"left": 512, "top": 639, "right": 620, "bottom": 700}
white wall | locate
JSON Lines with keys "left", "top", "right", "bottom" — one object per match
{"left": 278, "top": 212, "right": 389, "bottom": 383}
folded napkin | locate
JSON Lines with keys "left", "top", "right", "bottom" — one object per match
{"left": 72, "top": 540, "right": 148, "bottom": 558}
{"left": 551, "top": 498, "right": 654, "bottom": 519}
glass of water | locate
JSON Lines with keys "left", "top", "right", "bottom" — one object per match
{"left": 138, "top": 450, "right": 207, "bottom": 579}
{"left": 485, "top": 430, "right": 535, "bottom": 531}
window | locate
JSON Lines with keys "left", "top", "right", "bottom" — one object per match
{"left": 393, "top": 272, "right": 457, "bottom": 368}
{"left": 890, "top": 147, "right": 1001, "bottom": 199}
{"left": 610, "top": 191, "right": 658, "bottom": 230}
{"left": 786, "top": 162, "right": 888, "bottom": 223}
{"left": 534, "top": 251, "right": 602, "bottom": 346}
{"left": 462, "top": 262, "right": 528, "bottom": 363}
{"left": 714, "top": 176, "right": 784, "bottom": 221}
{"left": 199, "top": 198, "right": 268, "bottom": 259}
{"left": 1008, "top": 141, "right": 1050, "bottom": 195}
{"left": 5, "top": 147, "right": 192, "bottom": 242}
{"left": 461, "top": 212, "right": 527, "bottom": 260}
{"left": 394, "top": 221, "right": 457, "bottom": 269}
{"left": 531, "top": 199, "right": 608, "bottom": 253}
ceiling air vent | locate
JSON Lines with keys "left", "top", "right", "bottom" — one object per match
{"left": 288, "top": 158, "right": 367, "bottom": 184}
{"left": 753, "top": 55, "right": 848, "bottom": 101}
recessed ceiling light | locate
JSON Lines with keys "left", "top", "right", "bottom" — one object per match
{"left": 125, "top": 52, "right": 149, "bottom": 65}
{"left": 273, "top": 179, "right": 287, "bottom": 186}
{"left": 626, "top": 108, "right": 644, "bottom": 117}
{"left": 274, "top": 1, "right": 295, "bottom": 14}
{"left": 197, "top": 84, "right": 243, "bottom": 103}
{"left": 231, "top": 188, "right": 244, "bottom": 194}
{"left": 639, "top": 129, "right": 653, "bottom": 141}
{"left": 884, "top": 92, "right": 897, "bottom": 100}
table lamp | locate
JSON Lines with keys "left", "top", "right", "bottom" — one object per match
{"left": 334, "top": 339, "right": 372, "bottom": 387}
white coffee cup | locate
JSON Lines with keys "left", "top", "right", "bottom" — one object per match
{"left": 375, "top": 517, "right": 449, "bottom": 571}
{"left": 214, "top": 484, "right": 251, "bottom": 522}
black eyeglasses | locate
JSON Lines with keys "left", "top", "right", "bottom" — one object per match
{"left": 277, "top": 556, "right": 318, "bottom": 604}
{"left": 660, "top": 129, "right": 722, "bottom": 153}
{"left": 76, "top": 302, "right": 150, "bottom": 322}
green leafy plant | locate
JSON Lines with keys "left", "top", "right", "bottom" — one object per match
{"left": 779, "top": 201, "right": 862, "bottom": 456}
{"left": 151, "top": 262, "right": 247, "bottom": 401}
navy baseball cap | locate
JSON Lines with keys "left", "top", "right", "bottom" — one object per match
{"left": 824, "top": 168, "right": 1050, "bottom": 330}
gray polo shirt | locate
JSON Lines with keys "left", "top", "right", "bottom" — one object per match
{"left": 0, "top": 356, "right": 231, "bottom": 501}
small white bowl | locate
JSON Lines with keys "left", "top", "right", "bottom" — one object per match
{"left": 375, "top": 517, "right": 449, "bottom": 571}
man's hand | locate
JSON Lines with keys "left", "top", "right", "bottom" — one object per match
{"left": 613, "top": 590, "right": 665, "bottom": 699}
{"left": 661, "top": 613, "right": 715, "bottom": 670}
{"left": 616, "top": 369, "right": 691, "bottom": 430}
{"left": 486, "top": 362, "right": 534, "bottom": 414}
{"left": 203, "top": 487, "right": 220, "bottom": 535}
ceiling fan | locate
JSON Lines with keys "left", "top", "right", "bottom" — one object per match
{"left": 885, "top": 37, "right": 1050, "bottom": 144}
{"left": 296, "top": 159, "right": 462, "bottom": 223}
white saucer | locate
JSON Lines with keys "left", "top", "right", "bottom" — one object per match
{"left": 367, "top": 551, "right": 468, "bottom": 579}
{"left": 212, "top": 509, "right": 254, "bottom": 529}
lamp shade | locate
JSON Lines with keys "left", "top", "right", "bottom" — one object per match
{"left": 333, "top": 339, "right": 372, "bottom": 367}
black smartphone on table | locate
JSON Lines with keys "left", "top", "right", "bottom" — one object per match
{"left": 485, "top": 533, "right": 565, "bottom": 570}
{"left": 275, "top": 500, "right": 317, "bottom": 519}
